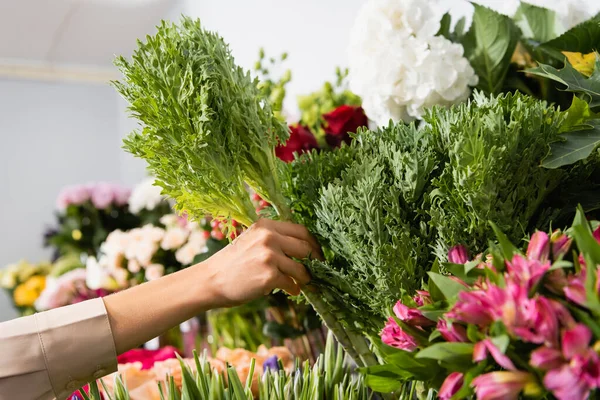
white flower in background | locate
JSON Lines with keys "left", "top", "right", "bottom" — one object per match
{"left": 127, "top": 259, "right": 141, "bottom": 274}
{"left": 145, "top": 264, "right": 165, "bottom": 281}
{"left": 0, "top": 265, "right": 17, "bottom": 288}
{"left": 129, "top": 177, "right": 165, "bottom": 214}
{"left": 175, "top": 231, "right": 209, "bottom": 265}
{"left": 159, "top": 214, "right": 180, "bottom": 228}
{"left": 86, "top": 256, "right": 117, "bottom": 290}
{"left": 161, "top": 226, "right": 189, "bottom": 250}
{"left": 348, "top": 0, "right": 478, "bottom": 126}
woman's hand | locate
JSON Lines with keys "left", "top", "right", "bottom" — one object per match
{"left": 104, "top": 219, "right": 322, "bottom": 354}
{"left": 204, "top": 219, "right": 323, "bottom": 308}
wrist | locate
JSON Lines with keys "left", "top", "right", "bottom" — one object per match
{"left": 187, "top": 259, "right": 227, "bottom": 311}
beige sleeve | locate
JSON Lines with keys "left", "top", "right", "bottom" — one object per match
{"left": 0, "top": 298, "right": 118, "bottom": 400}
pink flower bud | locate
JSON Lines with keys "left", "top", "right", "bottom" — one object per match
{"left": 527, "top": 231, "right": 550, "bottom": 262}
{"left": 439, "top": 372, "right": 464, "bottom": 400}
{"left": 380, "top": 318, "right": 417, "bottom": 351}
{"left": 448, "top": 245, "right": 469, "bottom": 264}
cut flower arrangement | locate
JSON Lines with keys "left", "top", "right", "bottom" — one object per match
{"left": 365, "top": 209, "right": 600, "bottom": 399}
{"left": 113, "top": 2, "right": 600, "bottom": 397}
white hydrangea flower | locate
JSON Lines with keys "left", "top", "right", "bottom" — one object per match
{"left": 128, "top": 177, "right": 165, "bottom": 214}
{"left": 348, "top": 0, "right": 478, "bottom": 126}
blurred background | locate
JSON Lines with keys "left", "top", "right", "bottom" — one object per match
{"left": 0, "top": 0, "right": 598, "bottom": 321}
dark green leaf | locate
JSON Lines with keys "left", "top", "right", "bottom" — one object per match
{"left": 543, "top": 97, "right": 600, "bottom": 168}
{"left": 490, "top": 222, "right": 520, "bottom": 260}
{"left": 427, "top": 272, "right": 467, "bottom": 301}
{"left": 460, "top": 4, "right": 520, "bottom": 94}
{"left": 527, "top": 56, "right": 600, "bottom": 109}
{"left": 541, "top": 15, "right": 600, "bottom": 57}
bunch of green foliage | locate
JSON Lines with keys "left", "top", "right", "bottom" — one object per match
{"left": 115, "top": 18, "right": 291, "bottom": 228}
{"left": 254, "top": 48, "right": 291, "bottom": 120}
{"left": 81, "top": 333, "right": 372, "bottom": 400}
{"left": 282, "top": 91, "right": 600, "bottom": 337}
{"left": 116, "top": 17, "right": 600, "bottom": 366}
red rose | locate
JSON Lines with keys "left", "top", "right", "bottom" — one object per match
{"left": 276, "top": 124, "right": 318, "bottom": 162}
{"left": 322, "top": 105, "right": 368, "bottom": 148}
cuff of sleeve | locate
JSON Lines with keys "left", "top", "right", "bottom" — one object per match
{"left": 34, "top": 297, "right": 118, "bottom": 399}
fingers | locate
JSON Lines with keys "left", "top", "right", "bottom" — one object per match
{"left": 277, "top": 234, "right": 323, "bottom": 261}
{"left": 275, "top": 253, "right": 311, "bottom": 286}
{"left": 258, "top": 219, "right": 321, "bottom": 255}
{"left": 272, "top": 274, "right": 301, "bottom": 296}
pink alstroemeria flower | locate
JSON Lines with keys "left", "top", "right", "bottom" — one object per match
{"left": 526, "top": 231, "right": 550, "bottom": 262}
{"left": 413, "top": 290, "right": 431, "bottom": 306}
{"left": 393, "top": 301, "right": 435, "bottom": 328}
{"left": 536, "top": 324, "right": 600, "bottom": 400}
{"left": 448, "top": 245, "right": 469, "bottom": 264}
{"left": 505, "top": 254, "right": 550, "bottom": 290}
{"left": 439, "top": 372, "right": 464, "bottom": 400}
{"left": 472, "top": 371, "right": 536, "bottom": 400}
{"left": 551, "top": 230, "right": 572, "bottom": 260}
{"left": 437, "top": 319, "right": 467, "bottom": 343}
{"left": 381, "top": 318, "right": 418, "bottom": 351}
{"left": 473, "top": 339, "right": 516, "bottom": 371}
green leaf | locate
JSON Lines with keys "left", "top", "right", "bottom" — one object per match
{"left": 514, "top": 2, "right": 557, "bottom": 42}
{"left": 178, "top": 354, "right": 202, "bottom": 400}
{"left": 527, "top": 56, "right": 600, "bottom": 109}
{"left": 490, "top": 334, "right": 510, "bottom": 353}
{"left": 428, "top": 259, "right": 446, "bottom": 303}
{"left": 362, "top": 364, "right": 405, "bottom": 393}
{"left": 541, "top": 15, "right": 600, "bottom": 58}
{"left": 490, "top": 222, "right": 520, "bottom": 260}
{"left": 427, "top": 272, "right": 467, "bottom": 301}
{"left": 542, "top": 97, "right": 600, "bottom": 168}
{"left": 460, "top": 4, "right": 520, "bottom": 94}
{"left": 415, "top": 342, "right": 475, "bottom": 364}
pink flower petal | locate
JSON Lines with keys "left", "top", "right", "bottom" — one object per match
{"left": 439, "top": 372, "right": 464, "bottom": 400}
{"left": 562, "top": 324, "right": 592, "bottom": 360}
{"left": 530, "top": 346, "right": 563, "bottom": 370}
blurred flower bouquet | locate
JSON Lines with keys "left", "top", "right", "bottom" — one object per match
{"left": 0, "top": 260, "right": 51, "bottom": 315}
{"left": 86, "top": 214, "right": 231, "bottom": 291}
{"left": 45, "top": 182, "right": 140, "bottom": 258}
{"left": 365, "top": 208, "right": 600, "bottom": 399}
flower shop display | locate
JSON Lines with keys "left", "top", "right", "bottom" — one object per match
{"left": 81, "top": 333, "right": 370, "bottom": 400}
{"left": 45, "top": 182, "right": 140, "bottom": 258}
{"left": 362, "top": 208, "right": 600, "bottom": 399}
{"left": 85, "top": 213, "right": 230, "bottom": 291}
{"left": 114, "top": 10, "right": 600, "bottom": 377}
{"left": 0, "top": 259, "right": 51, "bottom": 315}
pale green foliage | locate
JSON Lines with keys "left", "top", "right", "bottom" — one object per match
{"left": 283, "top": 91, "right": 599, "bottom": 336}
{"left": 114, "top": 17, "right": 290, "bottom": 227}
{"left": 82, "top": 333, "right": 371, "bottom": 400}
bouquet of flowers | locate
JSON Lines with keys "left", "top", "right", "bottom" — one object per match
{"left": 85, "top": 214, "right": 233, "bottom": 291}
{"left": 0, "top": 260, "right": 51, "bottom": 315}
{"left": 45, "top": 182, "right": 140, "bottom": 258}
{"left": 365, "top": 208, "right": 600, "bottom": 399}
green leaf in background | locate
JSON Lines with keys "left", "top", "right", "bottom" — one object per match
{"left": 490, "top": 222, "right": 520, "bottom": 260}
{"left": 460, "top": 4, "right": 520, "bottom": 94}
{"left": 514, "top": 2, "right": 557, "bottom": 43}
{"left": 437, "top": 12, "right": 467, "bottom": 43}
{"left": 415, "top": 342, "right": 475, "bottom": 365}
{"left": 540, "top": 15, "right": 600, "bottom": 60}
{"left": 542, "top": 97, "right": 600, "bottom": 168}
{"left": 527, "top": 55, "right": 600, "bottom": 110}
{"left": 427, "top": 272, "right": 466, "bottom": 301}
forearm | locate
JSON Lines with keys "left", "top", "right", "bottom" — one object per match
{"left": 103, "top": 261, "right": 219, "bottom": 354}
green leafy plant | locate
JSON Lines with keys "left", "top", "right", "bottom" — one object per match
{"left": 82, "top": 332, "right": 373, "bottom": 400}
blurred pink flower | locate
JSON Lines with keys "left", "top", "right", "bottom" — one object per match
{"left": 448, "top": 245, "right": 469, "bottom": 264}
{"left": 551, "top": 231, "right": 572, "bottom": 260}
{"left": 438, "top": 372, "right": 463, "bottom": 400}
{"left": 535, "top": 324, "right": 600, "bottom": 400}
{"left": 506, "top": 254, "right": 550, "bottom": 290}
{"left": 393, "top": 301, "right": 434, "bottom": 328}
{"left": 381, "top": 317, "right": 418, "bottom": 351}
{"left": 472, "top": 371, "right": 535, "bottom": 400}
{"left": 473, "top": 339, "right": 516, "bottom": 371}
{"left": 437, "top": 319, "right": 467, "bottom": 343}
{"left": 526, "top": 231, "right": 550, "bottom": 262}
{"left": 117, "top": 346, "right": 178, "bottom": 370}
{"left": 91, "top": 183, "right": 116, "bottom": 209}
{"left": 56, "top": 185, "right": 91, "bottom": 209}
{"left": 413, "top": 290, "right": 431, "bottom": 306}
